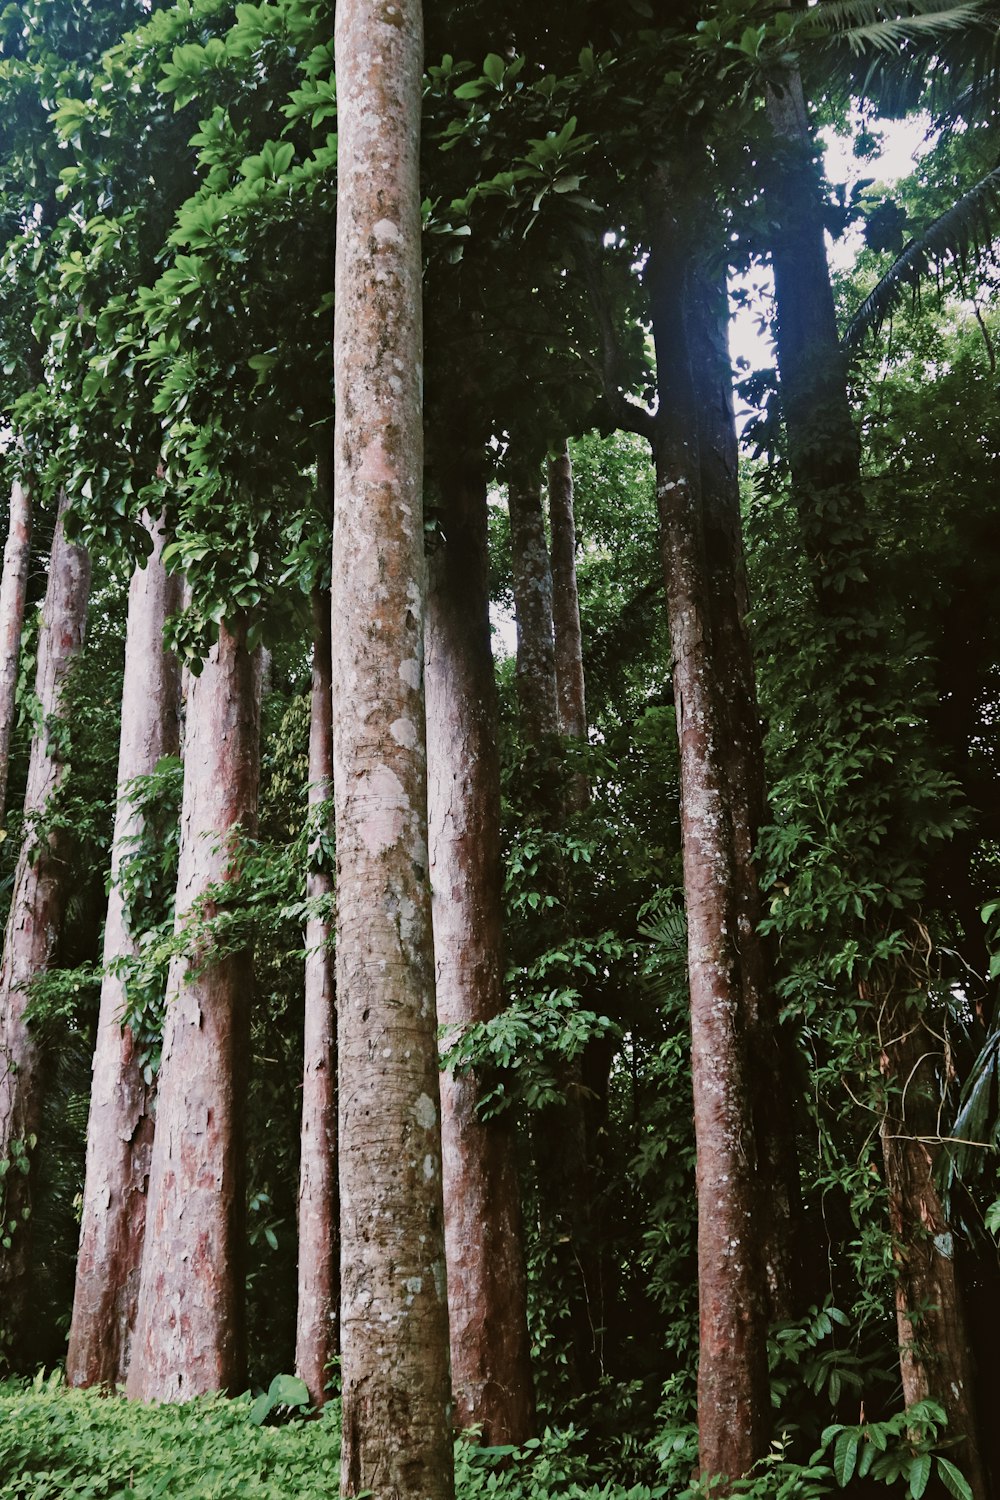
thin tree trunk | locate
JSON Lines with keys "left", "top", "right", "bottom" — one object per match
{"left": 645, "top": 164, "right": 770, "bottom": 1486}
{"left": 880, "top": 1016, "right": 989, "bottom": 1500}
{"left": 295, "top": 586, "right": 337, "bottom": 1407}
{"left": 508, "top": 468, "right": 560, "bottom": 745}
{"left": 685, "top": 252, "right": 802, "bottom": 1323}
{"left": 546, "top": 443, "right": 587, "bottom": 744}
{"left": 66, "top": 512, "right": 181, "bottom": 1389}
{"left": 0, "top": 491, "right": 90, "bottom": 1365}
{"left": 426, "top": 459, "right": 535, "bottom": 1445}
{"left": 125, "top": 618, "right": 260, "bottom": 1401}
{"left": 0, "top": 477, "right": 32, "bottom": 828}
{"left": 333, "top": 0, "right": 453, "bottom": 1493}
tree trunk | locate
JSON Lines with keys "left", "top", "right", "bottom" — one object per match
{"left": 508, "top": 467, "right": 560, "bottom": 745}
{"left": 125, "top": 618, "right": 260, "bottom": 1401}
{"left": 685, "top": 252, "right": 802, "bottom": 1323}
{"left": 880, "top": 1016, "right": 990, "bottom": 1500}
{"left": 426, "top": 459, "right": 535, "bottom": 1445}
{"left": 0, "top": 491, "right": 90, "bottom": 1366}
{"left": 546, "top": 443, "right": 587, "bottom": 744}
{"left": 332, "top": 0, "right": 453, "bottom": 1493}
{"left": 295, "top": 586, "right": 338, "bottom": 1407}
{"left": 66, "top": 512, "right": 181, "bottom": 1389}
{"left": 645, "top": 164, "right": 771, "bottom": 1486}
{"left": 0, "top": 477, "right": 32, "bottom": 828}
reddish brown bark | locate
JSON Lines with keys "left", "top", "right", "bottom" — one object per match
{"left": 645, "top": 167, "right": 770, "bottom": 1485}
{"left": 0, "top": 491, "right": 90, "bottom": 1364}
{"left": 295, "top": 586, "right": 337, "bottom": 1406}
{"left": 546, "top": 443, "right": 587, "bottom": 745}
{"left": 426, "top": 460, "right": 535, "bottom": 1444}
{"left": 0, "top": 477, "right": 32, "bottom": 828}
{"left": 880, "top": 1018, "right": 989, "bottom": 1499}
{"left": 125, "top": 619, "right": 260, "bottom": 1401}
{"left": 66, "top": 512, "right": 181, "bottom": 1389}
{"left": 333, "top": 0, "right": 453, "bottom": 1493}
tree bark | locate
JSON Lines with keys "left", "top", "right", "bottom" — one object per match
{"left": 546, "top": 443, "right": 587, "bottom": 745}
{"left": 508, "top": 467, "right": 560, "bottom": 746}
{"left": 645, "top": 164, "right": 771, "bottom": 1486}
{"left": 0, "top": 491, "right": 90, "bottom": 1365}
{"left": 332, "top": 0, "right": 453, "bottom": 1493}
{"left": 295, "top": 586, "right": 338, "bottom": 1407}
{"left": 0, "top": 477, "right": 32, "bottom": 829}
{"left": 125, "top": 618, "right": 260, "bottom": 1401}
{"left": 685, "top": 252, "right": 803, "bottom": 1323}
{"left": 426, "top": 459, "right": 535, "bottom": 1445}
{"left": 66, "top": 512, "right": 181, "bottom": 1389}
{"left": 880, "top": 1016, "right": 990, "bottom": 1500}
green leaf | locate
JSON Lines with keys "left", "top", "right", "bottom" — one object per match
{"left": 937, "top": 1457, "right": 974, "bottom": 1500}
{"left": 482, "top": 53, "right": 505, "bottom": 86}
{"left": 834, "top": 1429, "right": 859, "bottom": 1487}
{"left": 267, "top": 1373, "right": 310, "bottom": 1408}
{"left": 909, "top": 1453, "right": 931, "bottom": 1498}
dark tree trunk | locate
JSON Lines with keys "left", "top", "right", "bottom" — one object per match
{"left": 67, "top": 512, "right": 181, "bottom": 1389}
{"left": 0, "top": 476, "right": 32, "bottom": 828}
{"left": 881, "top": 1015, "right": 990, "bottom": 1500}
{"left": 426, "top": 457, "right": 535, "bottom": 1444}
{"left": 508, "top": 467, "right": 560, "bottom": 746}
{"left": 295, "top": 585, "right": 338, "bottom": 1406}
{"left": 126, "top": 619, "right": 260, "bottom": 1401}
{"left": 645, "top": 165, "right": 771, "bottom": 1486}
{"left": 0, "top": 491, "right": 90, "bottom": 1366}
{"left": 546, "top": 443, "right": 587, "bottom": 744}
{"left": 332, "top": 0, "right": 453, "bottom": 1492}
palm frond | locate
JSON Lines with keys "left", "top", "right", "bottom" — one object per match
{"left": 843, "top": 162, "right": 1000, "bottom": 345}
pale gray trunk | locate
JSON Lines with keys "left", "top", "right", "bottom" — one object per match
{"left": 426, "top": 464, "right": 535, "bottom": 1444}
{"left": 295, "top": 587, "right": 337, "bottom": 1406}
{"left": 333, "top": 0, "right": 453, "bottom": 1494}
{"left": 125, "top": 619, "right": 260, "bottom": 1401}
{"left": 0, "top": 491, "right": 90, "bottom": 1362}
{"left": 66, "top": 513, "right": 181, "bottom": 1388}
{"left": 0, "top": 478, "right": 32, "bottom": 828}
{"left": 508, "top": 470, "right": 559, "bottom": 745}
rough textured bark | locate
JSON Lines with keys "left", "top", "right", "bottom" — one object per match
{"left": 125, "top": 619, "right": 260, "bottom": 1401}
{"left": 645, "top": 166, "right": 770, "bottom": 1486}
{"left": 880, "top": 1018, "right": 989, "bottom": 1500}
{"left": 0, "top": 478, "right": 32, "bottom": 828}
{"left": 295, "top": 586, "right": 338, "bottom": 1407}
{"left": 685, "top": 254, "right": 803, "bottom": 1323}
{"left": 546, "top": 443, "right": 587, "bottom": 744}
{"left": 332, "top": 0, "right": 453, "bottom": 1493}
{"left": 0, "top": 491, "right": 90, "bottom": 1363}
{"left": 426, "top": 460, "right": 535, "bottom": 1445}
{"left": 508, "top": 469, "right": 559, "bottom": 745}
{"left": 66, "top": 513, "right": 181, "bottom": 1389}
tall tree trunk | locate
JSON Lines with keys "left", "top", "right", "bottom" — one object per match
{"left": 0, "top": 491, "right": 90, "bottom": 1365}
{"left": 645, "top": 164, "right": 771, "bottom": 1486}
{"left": 764, "top": 50, "right": 987, "bottom": 1492}
{"left": 332, "top": 0, "right": 453, "bottom": 1493}
{"left": 66, "top": 512, "right": 181, "bottom": 1389}
{"left": 685, "top": 253, "right": 802, "bottom": 1323}
{"left": 546, "top": 443, "right": 587, "bottom": 744}
{"left": 295, "top": 585, "right": 338, "bottom": 1407}
{"left": 0, "top": 477, "right": 32, "bottom": 828}
{"left": 880, "top": 1013, "right": 989, "bottom": 1500}
{"left": 125, "top": 619, "right": 260, "bottom": 1401}
{"left": 508, "top": 455, "right": 599, "bottom": 1394}
{"left": 426, "top": 458, "right": 535, "bottom": 1445}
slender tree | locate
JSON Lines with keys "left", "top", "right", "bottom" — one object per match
{"left": 295, "top": 584, "right": 337, "bottom": 1406}
{"left": 0, "top": 490, "right": 91, "bottom": 1364}
{"left": 0, "top": 476, "right": 32, "bottom": 828}
{"left": 332, "top": 0, "right": 453, "bottom": 1492}
{"left": 66, "top": 511, "right": 181, "bottom": 1389}
{"left": 546, "top": 443, "right": 587, "bottom": 745}
{"left": 426, "top": 453, "right": 535, "bottom": 1444}
{"left": 508, "top": 465, "right": 559, "bottom": 746}
{"left": 126, "top": 618, "right": 260, "bottom": 1401}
